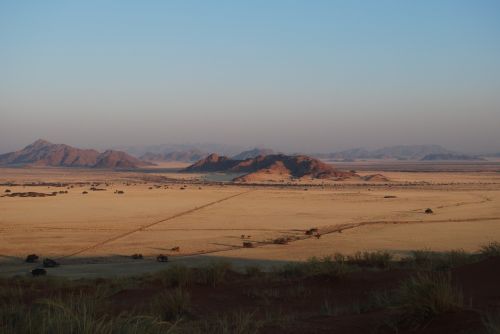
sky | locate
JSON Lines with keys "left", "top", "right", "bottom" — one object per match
{"left": 1, "top": 0, "right": 500, "bottom": 154}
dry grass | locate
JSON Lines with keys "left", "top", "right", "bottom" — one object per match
{"left": 396, "top": 272, "right": 464, "bottom": 328}
{"left": 152, "top": 288, "right": 191, "bottom": 321}
{"left": 277, "top": 255, "right": 348, "bottom": 280}
{"left": 480, "top": 241, "right": 500, "bottom": 258}
{"left": 192, "top": 311, "right": 263, "bottom": 334}
{"left": 194, "top": 261, "right": 232, "bottom": 287}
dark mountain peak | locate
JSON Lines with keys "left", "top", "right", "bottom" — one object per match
{"left": 25, "top": 139, "right": 53, "bottom": 149}
{"left": 206, "top": 153, "right": 221, "bottom": 161}
{"left": 94, "top": 150, "right": 152, "bottom": 168}
{"left": 184, "top": 153, "right": 237, "bottom": 172}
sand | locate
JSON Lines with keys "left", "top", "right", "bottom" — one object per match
{"left": 1, "top": 165, "right": 500, "bottom": 277}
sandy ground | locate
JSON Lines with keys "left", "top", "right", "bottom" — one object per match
{"left": 1, "top": 165, "right": 500, "bottom": 277}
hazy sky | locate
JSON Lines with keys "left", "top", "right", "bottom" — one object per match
{"left": 1, "top": 0, "right": 500, "bottom": 154}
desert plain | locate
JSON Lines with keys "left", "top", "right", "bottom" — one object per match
{"left": 1, "top": 161, "right": 500, "bottom": 278}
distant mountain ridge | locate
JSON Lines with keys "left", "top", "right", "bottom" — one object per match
{"left": 318, "top": 145, "right": 458, "bottom": 161}
{"left": 184, "top": 153, "right": 358, "bottom": 181}
{"left": 232, "top": 148, "right": 275, "bottom": 160}
{"left": 0, "top": 139, "right": 151, "bottom": 168}
{"left": 140, "top": 149, "right": 207, "bottom": 162}
{"left": 115, "top": 143, "right": 244, "bottom": 158}
{"left": 139, "top": 147, "right": 274, "bottom": 163}
{"left": 420, "top": 153, "right": 485, "bottom": 161}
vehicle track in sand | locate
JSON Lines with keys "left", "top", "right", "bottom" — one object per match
{"left": 164, "top": 216, "right": 500, "bottom": 258}
{"left": 57, "top": 190, "right": 253, "bottom": 259}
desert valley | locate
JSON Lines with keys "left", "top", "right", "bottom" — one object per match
{"left": 1, "top": 140, "right": 500, "bottom": 332}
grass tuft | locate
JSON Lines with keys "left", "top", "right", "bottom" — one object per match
{"left": 396, "top": 272, "right": 463, "bottom": 328}
{"left": 278, "top": 255, "right": 348, "bottom": 280}
{"left": 346, "top": 251, "right": 393, "bottom": 268}
{"left": 159, "top": 264, "right": 192, "bottom": 288}
{"left": 152, "top": 288, "right": 191, "bottom": 321}
{"left": 479, "top": 242, "right": 500, "bottom": 258}
{"left": 196, "top": 261, "right": 232, "bottom": 287}
{"left": 407, "top": 249, "right": 474, "bottom": 270}
{"left": 194, "top": 311, "right": 263, "bottom": 334}
{"left": 483, "top": 310, "right": 500, "bottom": 334}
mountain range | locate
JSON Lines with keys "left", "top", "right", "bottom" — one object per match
{"left": 315, "top": 145, "right": 481, "bottom": 161}
{"left": 184, "top": 153, "right": 357, "bottom": 182}
{"left": 138, "top": 147, "right": 276, "bottom": 163}
{"left": 114, "top": 143, "right": 244, "bottom": 158}
{"left": 140, "top": 149, "right": 207, "bottom": 163}
{"left": 0, "top": 139, "right": 151, "bottom": 168}
{"left": 420, "top": 153, "right": 485, "bottom": 161}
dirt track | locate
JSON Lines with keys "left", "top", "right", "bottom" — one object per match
{"left": 57, "top": 190, "right": 253, "bottom": 259}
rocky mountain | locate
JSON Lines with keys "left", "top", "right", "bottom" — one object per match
{"left": 321, "top": 145, "right": 456, "bottom": 161}
{"left": 0, "top": 139, "right": 151, "bottom": 168}
{"left": 184, "top": 153, "right": 358, "bottom": 181}
{"left": 94, "top": 150, "right": 151, "bottom": 168}
{"left": 184, "top": 153, "right": 240, "bottom": 172}
{"left": 420, "top": 153, "right": 485, "bottom": 161}
{"left": 140, "top": 149, "right": 206, "bottom": 162}
{"left": 232, "top": 148, "right": 275, "bottom": 160}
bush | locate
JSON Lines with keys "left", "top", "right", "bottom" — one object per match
{"left": 396, "top": 272, "right": 463, "bottom": 327}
